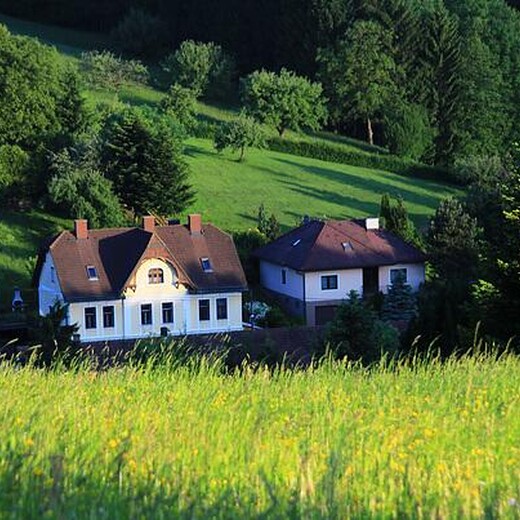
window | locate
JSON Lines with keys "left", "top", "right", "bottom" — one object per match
{"left": 162, "top": 302, "right": 174, "bottom": 324}
{"left": 200, "top": 257, "right": 213, "bottom": 272}
{"left": 342, "top": 241, "right": 353, "bottom": 252}
{"left": 103, "top": 306, "right": 115, "bottom": 328}
{"left": 390, "top": 268, "right": 407, "bottom": 284}
{"left": 216, "top": 298, "right": 228, "bottom": 320}
{"left": 86, "top": 266, "right": 98, "bottom": 280}
{"left": 281, "top": 269, "right": 287, "bottom": 285}
{"left": 148, "top": 268, "right": 164, "bottom": 284}
{"left": 85, "top": 307, "right": 97, "bottom": 329}
{"left": 141, "top": 304, "right": 152, "bottom": 325}
{"left": 199, "top": 299, "right": 210, "bottom": 321}
{"left": 321, "top": 275, "right": 338, "bottom": 291}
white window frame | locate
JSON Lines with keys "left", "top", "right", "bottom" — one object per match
{"left": 390, "top": 268, "right": 408, "bottom": 284}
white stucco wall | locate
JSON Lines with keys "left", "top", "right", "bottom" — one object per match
{"left": 379, "top": 263, "right": 425, "bottom": 293}
{"left": 38, "top": 252, "right": 64, "bottom": 315}
{"left": 304, "top": 269, "right": 364, "bottom": 302}
{"left": 259, "top": 261, "right": 304, "bottom": 299}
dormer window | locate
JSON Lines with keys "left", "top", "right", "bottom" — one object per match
{"left": 201, "top": 257, "right": 213, "bottom": 273}
{"left": 86, "top": 266, "right": 98, "bottom": 280}
{"left": 342, "top": 241, "right": 353, "bottom": 252}
{"left": 148, "top": 268, "right": 164, "bottom": 284}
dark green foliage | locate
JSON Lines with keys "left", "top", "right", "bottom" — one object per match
{"left": 160, "top": 84, "right": 197, "bottom": 133}
{"left": 241, "top": 68, "right": 327, "bottom": 137}
{"left": 31, "top": 301, "right": 78, "bottom": 366}
{"left": 318, "top": 20, "right": 397, "bottom": 144}
{"left": 214, "top": 112, "right": 264, "bottom": 161}
{"left": 233, "top": 228, "right": 269, "bottom": 284}
{"left": 0, "top": 145, "right": 30, "bottom": 205}
{"left": 110, "top": 8, "right": 168, "bottom": 59}
{"left": 257, "top": 204, "right": 281, "bottom": 241}
{"left": 421, "top": 5, "right": 463, "bottom": 165}
{"left": 80, "top": 51, "right": 148, "bottom": 90}
{"left": 56, "top": 69, "right": 90, "bottom": 141}
{"left": 381, "top": 272, "right": 418, "bottom": 322}
{"left": 162, "top": 41, "right": 235, "bottom": 99}
{"left": 427, "top": 197, "right": 481, "bottom": 282}
{"left": 101, "top": 109, "right": 194, "bottom": 217}
{"left": 383, "top": 102, "right": 434, "bottom": 161}
{"left": 48, "top": 143, "right": 126, "bottom": 228}
{"left": 0, "top": 25, "right": 70, "bottom": 147}
{"left": 379, "top": 194, "right": 422, "bottom": 247}
{"left": 326, "top": 291, "right": 400, "bottom": 363}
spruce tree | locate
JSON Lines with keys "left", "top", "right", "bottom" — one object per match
{"left": 381, "top": 272, "right": 418, "bottom": 322}
{"left": 101, "top": 109, "right": 194, "bottom": 217}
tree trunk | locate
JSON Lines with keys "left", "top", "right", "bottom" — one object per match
{"left": 367, "top": 116, "right": 374, "bottom": 146}
{"left": 239, "top": 145, "right": 245, "bottom": 162}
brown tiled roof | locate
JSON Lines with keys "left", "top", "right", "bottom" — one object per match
{"left": 253, "top": 219, "right": 426, "bottom": 271}
{"left": 37, "top": 222, "right": 247, "bottom": 302}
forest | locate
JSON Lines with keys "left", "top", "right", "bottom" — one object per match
{"left": 1, "top": 0, "right": 520, "bottom": 166}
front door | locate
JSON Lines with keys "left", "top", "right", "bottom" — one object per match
{"left": 363, "top": 267, "right": 379, "bottom": 296}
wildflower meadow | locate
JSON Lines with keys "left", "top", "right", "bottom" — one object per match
{"left": 0, "top": 351, "right": 519, "bottom": 518}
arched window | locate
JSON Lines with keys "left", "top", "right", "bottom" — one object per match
{"left": 148, "top": 268, "right": 164, "bottom": 284}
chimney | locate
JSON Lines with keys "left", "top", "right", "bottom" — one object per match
{"left": 142, "top": 215, "right": 155, "bottom": 233}
{"left": 365, "top": 217, "right": 380, "bottom": 230}
{"left": 74, "top": 219, "right": 88, "bottom": 239}
{"left": 188, "top": 214, "right": 202, "bottom": 234}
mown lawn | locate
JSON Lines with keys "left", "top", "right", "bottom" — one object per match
{"left": 0, "top": 211, "right": 70, "bottom": 308}
{"left": 0, "top": 353, "right": 518, "bottom": 518}
{"left": 184, "top": 138, "right": 461, "bottom": 231}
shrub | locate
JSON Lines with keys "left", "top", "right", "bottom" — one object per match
{"left": 325, "top": 291, "right": 400, "bottom": 363}
{"left": 48, "top": 143, "right": 126, "bottom": 228}
{"left": 160, "top": 84, "right": 197, "bottom": 133}
{"left": 80, "top": 51, "right": 148, "bottom": 90}
{"left": 383, "top": 102, "right": 434, "bottom": 161}
{"left": 162, "top": 41, "right": 235, "bottom": 99}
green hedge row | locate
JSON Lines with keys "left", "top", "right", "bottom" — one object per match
{"left": 265, "top": 137, "right": 461, "bottom": 186}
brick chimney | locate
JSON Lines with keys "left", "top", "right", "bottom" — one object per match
{"left": 74, "top": 219, "right": 88, "bottom": 239}
{"left": 188, "top": 214, "right": 202, "bottom": 234}
{"left": 142, "top": 215, "right": 155, "bottom": 233}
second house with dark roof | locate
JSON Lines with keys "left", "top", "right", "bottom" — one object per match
{"left": 253, "top": 217, "right": 426, "bottom": 326}
{"left": 35, "top": 215, "right": 248, "bottom": 343}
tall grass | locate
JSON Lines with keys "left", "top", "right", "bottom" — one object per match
{"left": 0, "top": 351, "right": 518, "bottom": 518}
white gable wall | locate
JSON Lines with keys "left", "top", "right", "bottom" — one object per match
{"left": 259, "top": 261, "right": 304, "bottom": 299}
{"left": 38, "top": 252, "right": 64, "bottom": 315}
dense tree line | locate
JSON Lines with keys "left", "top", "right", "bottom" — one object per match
{"left": 2, "top": 0, "right": 520, "bottom": 165}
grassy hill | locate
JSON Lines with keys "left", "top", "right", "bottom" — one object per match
{"left": 0, "top": 13, "right": 461, "bottom": 307}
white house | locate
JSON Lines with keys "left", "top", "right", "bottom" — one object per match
{"left": 35, "top": 215, "right": 247, "bottom": 342}
{"left": 254, "top": 218, "right": 426, "bottom": 326}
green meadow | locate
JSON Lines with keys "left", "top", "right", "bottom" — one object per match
{"left": 0, "top": 352, "right": 518, "bottom": 518}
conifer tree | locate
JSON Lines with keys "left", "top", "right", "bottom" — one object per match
{"left": 381, "top": 272, "right": 418, "bottom": 322}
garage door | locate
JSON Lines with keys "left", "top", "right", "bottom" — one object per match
{"left": 315, "top": 305, "right": 338, "bottom": 326}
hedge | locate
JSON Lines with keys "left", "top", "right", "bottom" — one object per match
{"left": 265, "top": 137, "right": 462, "bottom": 186}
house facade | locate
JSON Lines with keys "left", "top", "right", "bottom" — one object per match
{"left": 36, "top": 215, "right": 247, "bottom": 342}
{"left": 254, "top": 218, "right": 426, "bottom": 326}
